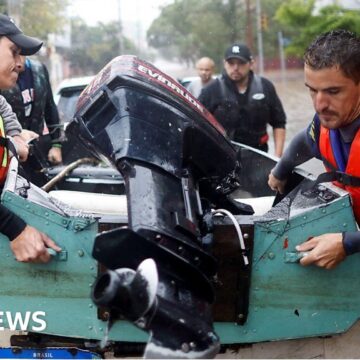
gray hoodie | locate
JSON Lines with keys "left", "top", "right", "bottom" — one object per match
{"left": 0, "top": 95, "right": 22, "bottom": 136}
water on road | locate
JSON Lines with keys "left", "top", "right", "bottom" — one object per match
{"left": 262, "top": 69, "right": 322, "bottom": 175}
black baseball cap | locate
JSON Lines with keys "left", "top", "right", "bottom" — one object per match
{"left": 224, "top": 43, "right": 252, "bottom": 63}
{"left": 0, "top": 14, "right": 43, "bottom": 55}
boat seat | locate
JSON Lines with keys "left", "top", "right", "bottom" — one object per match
{"left": 235, "top": 196, "right": 275, "bottom": 216}
{"left": 49, "top": 190, "right": 128, "bottom": 216}
{"left": 49, "top": 191, "right": 273, "bottom": 218}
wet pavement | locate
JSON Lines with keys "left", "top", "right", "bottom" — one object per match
{"left": 256, "top": 69, "right": 322, "bottom": 176}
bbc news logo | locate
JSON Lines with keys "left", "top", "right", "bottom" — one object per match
{"left": 0, "top": 311, "right": 46, "bottom": 331}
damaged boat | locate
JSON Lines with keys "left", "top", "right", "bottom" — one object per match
{"left": 0, "top": 56, "right": 359, "bottom": 359}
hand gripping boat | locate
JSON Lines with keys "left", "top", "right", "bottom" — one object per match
{"left": 0, "top": 56, "right": 359, "bottom": 359}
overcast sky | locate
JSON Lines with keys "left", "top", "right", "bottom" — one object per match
{"left": 68, "top": 0, "right": 360, "bottom": 51}
{"left": 69, "top": 0, "right": 360, "bottom": 30}
{"left": 70, "top": 0, "right": 170, "bottom": 27}
{"left": 69, "top": 0, "right": 171, "bottom": 47}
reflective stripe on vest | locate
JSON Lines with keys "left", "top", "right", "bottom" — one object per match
{"left": 319, "top": 126, "right": 360, "bottom": 223}
{"left": 0, "top": 115, "right": 9, "bottom": 183}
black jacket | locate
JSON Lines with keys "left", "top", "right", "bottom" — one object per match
{"left": 198, "top": 71, "right": 286, "bottom": 146}
{"left": 1, "top": 59, "right": 62, "bottom": 144}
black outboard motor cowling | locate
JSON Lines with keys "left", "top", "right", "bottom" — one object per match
{"left": 69, "top": 56, "right": 247, "bottom": 358}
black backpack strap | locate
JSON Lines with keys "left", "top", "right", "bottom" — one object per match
{"left": 301, "top": 161, "right": 360, "bottom": 193}
{"left": 312, "top": 171, "right": 360, "bottom": 187}
{"left": 218, "top": 77, "right": 237, "bottom": 103}
{"left": 5, "top": 137, "right": 19, "bottom": 161}
{"left": 0, "top": 136, "right": 18, "bottom": 161}
{"left": 313, "top": 171, "right": 360, "bottom": 187}
{"left": 320, "top": 155, "right": 360, "bottom": 186}
{"left": 218, "top": 77, "right": 226, "bottom": 98}
{"left": 0, "top": 136, "right": 8, "bottom": 148}
{"left": 249, "top": 74, "right": 264, "bottom": 98}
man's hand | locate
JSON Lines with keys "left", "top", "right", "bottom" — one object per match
{"left": 10, "top": 225, "right": 61, "bottom": 263}
{"left": 268, "top": 170, "right": 287, "bottom": 194}
{"left": 296, "top": 233, "right": 346, "bottom": 269}
{"left": 20, "top": 129, "right": 39, "bottom": 143}
{"left": 11, "top": 135, "right": 29, "bottom": 162}
{"left": 48, "top": 146, "right": 62, "bottom": 165}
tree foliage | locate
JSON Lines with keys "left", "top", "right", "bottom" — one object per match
{"left": 21, "top": 0, "right": 68, "bottom": 40}
{"left": 65, "top": 18, "right": 137, "bottom": 75}
{"left": 0, "top": 1, "right": 6, "bottom": 13}
{"left": 147, "top": 0, "right": 290, "bottom": 68}
{"left": 275, "top": 0, "right": 360, "bottom": 57}
{"left": 259, "top": 0, "right": 292, "bottom": 59}
{"left": 147, "top": 0, "right": 249, "bottom": 68}
{"left": 148, "top": 0, "right": 359, "bottom": 68}
{"left": 0, "top": 0, "right": 140, "bottom": 75}
{"left": 0, "top": 0, "right": 68, "bottom": 40}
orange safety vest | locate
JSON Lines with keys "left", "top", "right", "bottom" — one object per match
{"left": 319, "top": 126, "right": 360, "bottom": 223}
{"left": 0, "top": 116, "right": 9, "bottom": 183}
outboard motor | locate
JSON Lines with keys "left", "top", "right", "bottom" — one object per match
{"left": 68, "top": 56, "right": 251, "bottom": 358}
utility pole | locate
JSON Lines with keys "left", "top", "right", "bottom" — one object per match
{"left": 278, "top": 31, "right": 286, "bottom": 85}
{"left": 118, "top": 0, "right": 123, "bottom": 55}
{"left": 6, "top": 0, "right": 21, "bottom": 25}
{"left": 136, "top": 0, "right": 141, "bottom": 50}
{"left": 245, "top": 0, "right": 254, "bottom": 52}
{"left": 255, "top": 0, "right": 264, "bottom": 75}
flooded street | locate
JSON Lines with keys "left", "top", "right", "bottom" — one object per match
{"left": 266, "top": 69, "right": 322, "bottom": 175}
{"left": 269, "top": 70, "right": 314, "bottom": 139}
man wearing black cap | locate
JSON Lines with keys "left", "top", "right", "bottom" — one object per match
{"left": 199, "top": 43, "right": 286, "bottom": 157}
{"left": 0, "top": 13, "right": 61, "bottom": 263}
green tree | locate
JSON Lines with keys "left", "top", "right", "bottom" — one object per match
{"left": 65, "top": 18, "right": 138, "bottom": 75}
{"left": 147, "top": 0, "right": 288, "bottom": 68}
{"left": 147, "top": 0, "right": 248, "bottom": 69}
{"left": 21, "top": 0, "right": 68, "bottom": 39}
{"left": 260, "top": 0, "right": 291, "bottom": 58}
{"left": 0, "top": 0, "right": 68, "bottom": 40}
{"left": 0, "top": 0, "right": 6, "bottom": 13}
{"left": 275, "top": 0, "right": 360, "bottom": 57}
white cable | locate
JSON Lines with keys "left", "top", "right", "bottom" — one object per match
{"left": 212, "top": 208, "right": 249, "bottom": 266}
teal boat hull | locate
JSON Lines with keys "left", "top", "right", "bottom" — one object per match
{"left": 0, "top": 149, "right": 358, "bottom": 347}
